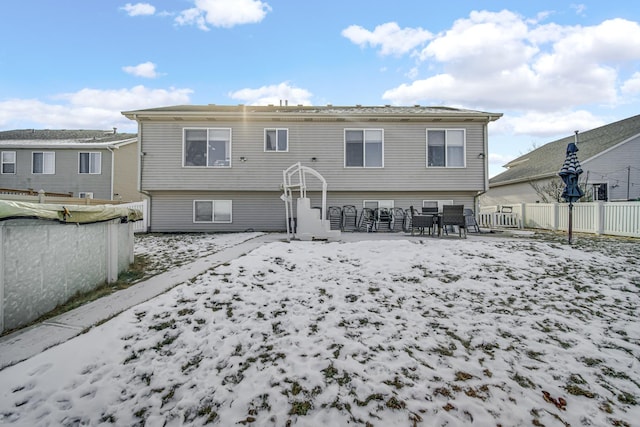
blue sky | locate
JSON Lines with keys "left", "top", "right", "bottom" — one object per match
{"left": 1, "top": 1, "right": 639, "bottom": 177}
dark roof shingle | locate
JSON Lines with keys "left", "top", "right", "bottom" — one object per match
{"left": 490, "top": 115, "right": 640, "bottom": 186}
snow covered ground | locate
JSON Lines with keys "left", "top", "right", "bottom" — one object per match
{"left": 0, "top": 232, "right": 638, "bottom": 426}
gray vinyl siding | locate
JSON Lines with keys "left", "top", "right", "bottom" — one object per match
{"left": 149, "top": 190, "right": 477, "bottom": 232}
{"left": 140, "top": 120, "right": 487, "bottom": 193}
{"left": 581, "top": 135, "right": 640, "bottom": 201}
{"left": 0, "top": 148, "right": 113, "bottom": 199}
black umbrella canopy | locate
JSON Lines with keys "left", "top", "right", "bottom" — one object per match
{"left": 558, "top": 142, "right": 584, "bottom": 203}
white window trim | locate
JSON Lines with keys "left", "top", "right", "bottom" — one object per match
{"left": 426, "top": 128, "right": 466, "bottom": 168}
{"left": 264, "top": 128, "right": 289, "bottom": 152}
{"left": 363, "top": 200, "right": 394, "bottom": 210}
{"left": 1, "top": 151, "right": 16, "bottom": 174}
{"left": 32, "top": 151, "right": 55, "bottom": 174}
{"left": 344, "top": 128, "right": 384, "bottom": 168}
{"left": 192, "top": 200, "right": 233, "bottom": 223}
{"left": 423, "top": 200, "right": 454, "bottom": 210}
{"left": 78, "top": 152, "right": 102, "bottom": 174}
{"left": 183, "top": 128, "right": 232, "bottom": 168}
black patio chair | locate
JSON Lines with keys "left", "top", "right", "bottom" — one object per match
{"left": 409, "top": 206, "right": 434, "bottom": 236}
{"left": 357, "top": 207, "right": 376, "bottom": 232}
{"left": 342, "top": 205, "right": 358, "bottom": 231}
{"left": 328, "top": 206, "right": 343, "bottom": 231}
{"left": 464, "top": 208, "right": 480, "bottom": 233}
{"left": 391, "top": 207, "right": 406, "bottom": 232}
{"left": 440, "top": 205, "right": 466, "bottom": 238}
{"left": 375, "top": 207, "right": 392, "bottom": 232}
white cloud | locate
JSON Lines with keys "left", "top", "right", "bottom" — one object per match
{"left": 621, "top": 72, "right": 640, "bottom": 95}
{"left": 121, "top": 3, "right": 156, "bottom": 16}
{"left": 176, "top": 0, "right": 271, "bottom": 30}
{"left": 380, "top": 12, "right": 640, "bottom": 114}
{"left": 505, "top": 110, "right": 606, "bottom": 138}
{"left": 0, "top": 86, "right": 192, "bottom": 132}
{"left": 228, "top": 82, "right": 312, "bottom": 106}
{"left": 123, "top": 62, "right": 160, "bottom": 78}
{"left": 342, "top": 22, "right": 432, "bottom": 56}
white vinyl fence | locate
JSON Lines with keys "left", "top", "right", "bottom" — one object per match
{"left": 479, "top": 202, "right": 640, "bottom": 238}
{"left": 116, "top": 200, "right": 148, "bottom": 233}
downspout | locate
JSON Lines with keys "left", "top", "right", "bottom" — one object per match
{"left": 474, "top": 117, "right": 491, "bottom": 213}
{"left": 136, "top": 119, "right": 153, "bottom": 231}
{"left": 107, "top": 146, "right": 115, "bottom": 200}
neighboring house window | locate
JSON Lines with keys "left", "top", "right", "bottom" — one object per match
{"left": 265, "top": 129, "right": 288, "bottom": 152}
{"left": 427, "top": 129, "right": 465, "bottom": 167}
{"left": 363, "top": 200, "right": 394, "bottom": 210}
{"left": 1, "top": 151, "right": 16, "bottom": 174}
{"left": 79, "top": 192, "right": 94, "bottom": 199}
{"left": 79, "top": 152, "right": 102, "bottom": 174}
{"left": 32, "top": 152, "right": 55, "bottom": 174}
{"left": 345, "top": 129, "right": 383, "bottom": 167}
{"left": 592, "top": 183, "right": 608, "bottom": 201}
{"left": 184, "top": 128, "right": 231, "bottom": 167}
{"left": 193, "top": 200, "right": 232, "bottom": 223}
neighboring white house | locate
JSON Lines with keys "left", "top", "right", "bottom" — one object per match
{"left": 481, "top": 115, "right": 640, "bottom": 206}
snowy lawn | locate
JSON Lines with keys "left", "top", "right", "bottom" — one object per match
{"left": 1, "top": 232, "right": 639, "bottom": 426}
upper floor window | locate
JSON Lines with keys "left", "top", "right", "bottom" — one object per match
{"left": 193, "top": 200, "right": 232, "bottom": 223}
{"left": 427, "top": 129, "right": 465, "bottom": 167}
{"left": 265, "top": 129, "right": 288, "bottom": 152}
{"left": 32, "top": 152, "right": 55, "bottom": 174}
{"left": 184, "top": 128, "right": 231, "bottom": 167}
{"left": 79, "top": 152, "right": 102, "bottom": 174}
{"left": 345, "top": 129, "right": 383, "bottom": 168}
{"left": 1, "top": 151, "right": 16, "bottom": 174}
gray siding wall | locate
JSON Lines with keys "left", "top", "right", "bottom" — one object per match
{"left": 149, "top": 190, "right": 476, "bottom": 232}
{"left": 0, "top": 148, "right": 113, "bottom": 199}
{"left": 140, "top": 120, "right": 487, "bottom": 193}
{"left": 581, "top": 136, "right": 640, "bottom": 201}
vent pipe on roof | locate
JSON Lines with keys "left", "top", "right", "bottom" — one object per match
{"left": 285, "top": 100, "right": 288, "bottom": 107}
{"left": 113, "top": 127, "right": 117, "bottom": 134}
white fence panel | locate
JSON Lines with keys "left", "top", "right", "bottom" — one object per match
{"left": 480, "top": 201, "right": 640, "bottom": 238}
{"left": 603, "top": 202, "right": 640, "bottom": 237}
{"left": 120, "top": 200, "right": 148, "bottom": 233}
{"left": 524, "top": 204, "right": 556, "bottom": 230}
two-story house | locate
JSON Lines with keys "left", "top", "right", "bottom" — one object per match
{"left": 122, "top": 105, "right": 502, "bottom": 232}
{"left": 0, "top": 129, "right": 143, "bottom": 201}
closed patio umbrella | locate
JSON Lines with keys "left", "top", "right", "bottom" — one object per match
{"left": 558, "top": 131, "right": 584, "bottom": 244}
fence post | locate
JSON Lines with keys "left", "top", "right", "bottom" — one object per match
{"left": 106, "top": 220, "right": 119, "bottom": 283}
{"left": 595, "top": 201, "right": 604, "bottom": 235}
{"left": 38, "top": 189, "right": 45, "bottom": 203}
{"left": 519, "top": 203, "right": 526, "bottom": 228}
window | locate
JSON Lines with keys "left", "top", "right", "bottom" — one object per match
{"left": 1, "top": 151, "right": 16, "bottom": 174}
{"left": 193, "top": 200, "right": 232, "bottom": 223}
{"left": 363, "top": 200, "right": 394, "bottom": 210}
{"left": 79, "top": 192, "right": 94, "bottom": 199}
{"left": 592, "top": 183, "right": 608, "bottom": 201}
{"left": 423, "top": 200, "right": 453, "bottom": 210}
{"left": 265, "top": 129, "right": 288, "bottom": 152}
{"left": 345, "top": 129, "right": 383, "bottom": 167}
{"left": 32, "top": 152, "right": 55, "bottom": 174}
{"left": 427, "top": 129, "right": 465, "bottom": 167}
{"left": 184, "top": 128, "right": 231, "bottom": 167}
{"left": 79, "top": 152, "right": 102, "bottom": 174}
